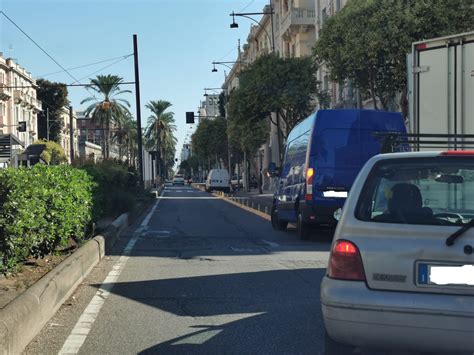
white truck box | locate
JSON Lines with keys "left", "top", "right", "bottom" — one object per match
{"left": 408, "top": 31, "right": 474, "bottom": 148}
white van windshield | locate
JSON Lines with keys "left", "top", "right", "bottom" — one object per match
{"left": 356, "top": 157, "right": 474, "bottom": 226}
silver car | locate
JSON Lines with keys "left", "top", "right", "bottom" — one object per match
{"left": 321, "top": 151, "right": 474, "bottom": 353}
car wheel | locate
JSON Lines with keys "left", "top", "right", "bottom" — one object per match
{"left": 271, "top": 207, "right": 288, "bottom": 231}
{"left": 297, "top": 212, "right": 310, "bottom": 240}
{"left": 324, "top": 331, "right": 354, "bottom": 355}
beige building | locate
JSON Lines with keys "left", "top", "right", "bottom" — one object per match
{"left": 0, "top": 53, "right": 42, "bottom": 167}
{"left": 223, "top": 0, "right": 317, "bottom": 189}
{"left": 58, "top": 108, "right": 79, "bottom": 163}
{"left": 315, "top": 0, "right": 367, "bottom": 109}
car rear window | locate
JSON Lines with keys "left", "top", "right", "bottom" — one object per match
{"left": 356, "top": 157, "right": 474, "bottom": 226}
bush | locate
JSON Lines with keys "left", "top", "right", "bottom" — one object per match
{"left": 0, "top": 165, "right": 94, "bottom": 273}
{"left": 76, "top": 159, "right": 142, "bottom": 220}
{"left": 32, "top": 139, "right": 68, "bottom": 165}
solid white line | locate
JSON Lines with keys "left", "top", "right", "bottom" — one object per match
{"left": 58, "top": 194, "right": 162, "bottom": 354}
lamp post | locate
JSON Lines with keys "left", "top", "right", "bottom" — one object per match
{"left": 229, "top": 8, "right": 275, "bottom": 52}
{"left": 211, "top": 61, "right": 240, "bottom": 72}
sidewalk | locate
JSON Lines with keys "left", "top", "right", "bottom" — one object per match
{"left": 229, "top": 188, "right": 274, "bottom": 214}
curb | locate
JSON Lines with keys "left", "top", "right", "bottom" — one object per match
{"left": 212, "top": 190, "right": 272, "bottom": 222}
{"left": 0, "top": 196, "right": 155, "bottom": 355}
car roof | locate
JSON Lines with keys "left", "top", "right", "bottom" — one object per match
{"left": 370, "top": 150, "right": 474, "bottom": 163}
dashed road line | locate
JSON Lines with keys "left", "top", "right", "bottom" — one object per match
{"left": 58, "top": 193, "right": 163, "bottom": 354}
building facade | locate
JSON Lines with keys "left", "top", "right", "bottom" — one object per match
{"left": 0, "top": 54, "right": 42, "bottom": 167}
{"left": 222, "top": 0, "right": 317, "bottom": 189}
{"left": 57, "top": 108, "right": 79, "bottom": 163}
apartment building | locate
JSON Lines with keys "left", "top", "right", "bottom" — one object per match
{"left": 315, "top": 0, "right": 363, "bottom": 109}
{"left": 57, "top": 108, "right": 79, "bottom": 163}
{"left": 223, "top": 0, "right": 316, "bottom": 189}
{"left": 0, "top": 53, "right": 42, "bottom": 167}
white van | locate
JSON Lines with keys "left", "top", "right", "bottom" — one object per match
{"left": 206, "top": 169, "right": 230, "bottom": 193}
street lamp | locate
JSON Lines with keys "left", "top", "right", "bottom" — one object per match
{"left": 211, "top": 61, "right": 239, "bottom": 72}
{"left": 229, "top": 10, "right": 275, "bottom": 52}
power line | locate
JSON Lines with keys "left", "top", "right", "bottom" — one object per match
{"left": 36, "top": 54, "right": 133, "bottom": 78}
{"left": 0, "top": 10, "right": 99, "bottom": 100}
{"left": 73, "top": 56, "right": 133, "bottom": 84}
{"left": 1, "top": 11, "right": 84, "bottom": 86}
{"left": 2, "top": 82, "right": 135, "bottom": 89}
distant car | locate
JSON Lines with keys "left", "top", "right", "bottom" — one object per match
{"left": 172, "top": 174, "right": 185, "bottom": 185}
{"left": 230, "top": 175, "right": 243, "bottom": 189}
{"left": 321, "top": 150, "right": 474, "bottom": 354}
{"left": 206, "top": 169, "right": 230, "bottom": 192}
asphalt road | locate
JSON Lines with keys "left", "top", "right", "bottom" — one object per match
{"left": 26, "top": 186, "right": 450, "bottom": 355}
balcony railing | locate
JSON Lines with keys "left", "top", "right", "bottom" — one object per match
{"left": 0, "top": 84, "right": 12, "bottom": 101}
{"left": 13, "top": 90, "right": 25, "bottom": 104}
{"left": 280, "top": 7, "right": 316, "bottom": 35}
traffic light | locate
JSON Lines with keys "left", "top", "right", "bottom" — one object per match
{"left": 186, "top": 112, "right": 195, "bottom": 124}
{"left": 18, "top": 121, "right": 27, "bottom": 132}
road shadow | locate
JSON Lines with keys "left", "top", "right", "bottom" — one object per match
{"left": 92, "top": 268, "right": 327, "bottom": 354}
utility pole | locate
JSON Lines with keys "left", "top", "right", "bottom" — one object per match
{"left": 46, "top": 107, "right": 49, "bottom": 141}
{"left": 133, "top": 34, "right": 144, "bottom": 186}
{"left": 69, "top": 106, "right": 74, "bottom": 162}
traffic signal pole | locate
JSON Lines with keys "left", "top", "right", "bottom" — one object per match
{"left": 133, "top": 34, "right": 144, "bottom": 186}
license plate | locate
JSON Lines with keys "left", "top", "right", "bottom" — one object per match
{"left": 418, "top": 263, "right": 474, "bottom": 286}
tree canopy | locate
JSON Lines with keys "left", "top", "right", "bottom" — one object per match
{"left": 36, "top": 79, "right": 69, "bottom": 143}
{"left": 227, "top": 53, "right": 326, "bottom": 141}
{"left": 191, "top": 117, "right": 228, "bottom": 168}
{"left": 32, "top": 139, "right": 68, "bottom": 165}
{"left": 314, "top": 0, "right": 474, "bottom": 113}
{"left": 81, "top": 74, "right": 131, "bottom": 158}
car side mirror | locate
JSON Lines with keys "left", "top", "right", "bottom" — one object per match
{"left": 267, "top": 162, "right": 281, "bottom": 178}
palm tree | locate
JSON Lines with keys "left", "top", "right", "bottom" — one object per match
{"left": 112, "top": 112, "right": 136, "bottom": 162}
{"left": 145, "top": 100, "right": 177, "bottom": 180}
{"left": 81, "top": 74, "right": 131, "bottom": 158}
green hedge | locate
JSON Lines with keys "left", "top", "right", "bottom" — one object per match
{"left": 0, "top": 165, "right": 94, "bottom": 273}
{"left": 77, "top": 160, "right": 141, "bottom": 220}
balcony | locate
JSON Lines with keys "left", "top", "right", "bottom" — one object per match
{"left": 280, "top": 7, "right": 316, "bottom": 38}
{"left": 0, "top": 84, "right": 12, "bottom": 101}
{"left": 13, "top": 90, "right": 25, "bottom": 104}
{"left": 24, "top": 94, "right": 42, "bottom": 112}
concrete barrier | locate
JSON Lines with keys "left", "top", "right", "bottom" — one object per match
{"left": 0, "top": 198, "right": 152, "bottom": 355}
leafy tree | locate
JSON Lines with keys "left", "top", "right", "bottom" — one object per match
{"left": 191, "top": 117, "right": 228, "bottom": 168}
{"left": 228, "top": 54, "right": 324, "bottom": 140}
{"left": 112, "top": 111, "right": 137, "bottom": 163}
{"left": 36, "top": 79, "right": 69, "bottom": 143}
{"left": 218, "top": 91, "right": 226, "bottom": 118}
{"left": 144, "top": 100, "right": 177, "bottom": 179}
{"left": 80, "top": 74, "right": 131, "bottom": 158}
{"left": 31, "top": 139, "right": 67, "bottom": 165}
{"left": 314, "top": 0, "right": 474, "bottom": 115}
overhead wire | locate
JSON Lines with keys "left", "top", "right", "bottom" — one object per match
{"left": 0, "top": 11, "right": 98, "bottom": 100}
{"left": 36, "top": 54, "right": 133, "bottom": 78}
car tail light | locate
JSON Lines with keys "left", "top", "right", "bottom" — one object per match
{"left": 440, "top": 150, "right": 474, "bottom": 156}
{"left": 305, "top": 167, "right": 314, "bottom": 201}
{"left": 328, "top": 240, "right": 366, "bottom": 281}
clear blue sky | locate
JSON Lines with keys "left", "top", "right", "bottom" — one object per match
{"left": 0, "top": 0, "right": 267, "bottom": 161}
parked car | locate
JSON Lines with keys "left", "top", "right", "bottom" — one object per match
{"left": 230, "top": 175, "right": 243, "bottom": 189}
{"left": 172, "top": 174, "right": 185, "bottom": 185}
{"left": 268, "top": 109, "right": 407, "bottom": 239}
{"left": 206, "top": 169, "right": 230, "bottom": 192}
{"left": 321, "top": 150, "right": 474, "bottom": 353}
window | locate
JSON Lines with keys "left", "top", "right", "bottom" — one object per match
{"left": 356, "top": 157, "right": 474, "bottom": 226}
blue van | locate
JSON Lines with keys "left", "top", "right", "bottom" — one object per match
{"left": 269, "top": 109, "right": 407, "bottom": 239}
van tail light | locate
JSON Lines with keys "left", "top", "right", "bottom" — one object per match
{"left": 305, "top": 167, "right": 314, "bottom": 201}
{"left": 328, "top": 240, "right": 366, "bottom": 281}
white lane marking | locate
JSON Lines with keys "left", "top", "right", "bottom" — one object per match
{"left": 58, "top": 194, "right": 162, "bottom": 354}
{"left": 157, "top": 197, "right": 219, "bottom": 200}
{"left": 261, "top": 239, "right": 280, "bottom": 248}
